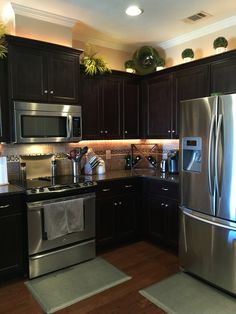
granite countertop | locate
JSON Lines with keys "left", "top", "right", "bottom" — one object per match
{"left": 86, "top": 168, "right": 179, "bottom": 184}
{"left": 0, "top": 184, "right": 25, "bottom": 195}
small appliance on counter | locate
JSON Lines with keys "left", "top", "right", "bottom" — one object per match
{"left": 0, "top": 156, "right": 9, "bottom": 185}
{"left": 167, "top": 150, "right": 179, "bottom": 174}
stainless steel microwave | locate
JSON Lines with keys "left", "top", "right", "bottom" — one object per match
{"left": 13, "top": 102, "right": 82, "bottom": 143}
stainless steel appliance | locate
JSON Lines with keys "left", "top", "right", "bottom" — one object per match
{"left": 14, "top": 102, "right": 82, "bottom": 143}
{"left": 179, "top": 93, "right": 236, "bottom": 295}
{"left": 15, "top": 176, "right": 96, "bottom": 278}
{"left": 167, "top": 150, "right": 179, "bottom": 174}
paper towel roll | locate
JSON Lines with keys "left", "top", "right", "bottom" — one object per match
{"left": 0, "top": 157, "right": 9, "bottom": 185}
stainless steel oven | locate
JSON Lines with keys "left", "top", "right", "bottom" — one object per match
{"left": 27, "top": 191, "right": 95, "bottom": 278}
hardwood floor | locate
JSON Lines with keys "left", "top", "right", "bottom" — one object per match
{"left": 0, "top": 241, "right": 179, "bottom": 314}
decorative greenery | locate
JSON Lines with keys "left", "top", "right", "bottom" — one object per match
{"left": 124, "top": 59, "right": 135, "bottom": 69}
{"left": 82, "top": 43, "right": 111, "bottom": 76}
{"left": 0, "top": 23, "right": 7, "bottom": 59}
{"left": 213, "top": 37, "right": 228, "bottom": 49}
{"left": 133, "top": 46, "right": 160, "bottom": 75}
{"left": 156, "top": 57, "right": 165, "bottom": 67}
{"left": 181, "top": 48, "right": 194, "bottom": 59}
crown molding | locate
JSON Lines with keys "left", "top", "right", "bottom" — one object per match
{"left": 11, "top": 2, "right": 77, "bottom": 27}
{"left": 159, "top": 15, "right": 236, "bottom": 49}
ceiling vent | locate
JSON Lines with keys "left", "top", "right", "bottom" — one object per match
{"left": 183, "top": 11, "right": 212, "bottom": 23}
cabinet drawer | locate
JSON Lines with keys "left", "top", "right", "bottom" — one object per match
{"left": 0, "top": 194, "right": 25, "bottom": 216}
{"left": 146, "top": 179, "right": 179, "bottom": 200}
{"left": 96, "top": 178, "right": 138, "bottom": 198}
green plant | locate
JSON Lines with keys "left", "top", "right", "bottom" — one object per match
{"left": 181, "top": 48, "right": 194, "bottom": 59}
{"left": 124, "top": 59, "right": 135, "bottom": 69}
{"left": 213, "top": 37, "right": 228, "bottom": 49}
{"left": 0, "top": 23, "right": 7, "bottom": 59}
{"left": 133, "top": 46, "right": 159, "bottom": 75}
{"left": 156, "top": 57, "right": 165, "bottom": 67}
{"left": 82, "top": 43, "right": 111, "bottom": 76}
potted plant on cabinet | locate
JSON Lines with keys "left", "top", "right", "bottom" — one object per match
{"left": 181, "top": 48, "right": 194, "bottom": 62}
{"left": 155, "top": 57, "right": 165, "bottom": 71}
{"left": 124, "top": 60, "right": 135, "bottom": 73}
{"left": 0, "top": 23, "right": 7, "bottom": 59}
{"left": 213, "top": 37, "right": 228, "bottom": 54}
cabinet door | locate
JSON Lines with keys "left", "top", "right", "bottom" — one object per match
{"left": 102, "top": 77, "right": 122, "bottom": 139}
{"left": 0, "top": 60, "right": 10, "bottom": 142}
{"left": 96, "top": 196, "right": 115, "bottom": 248}
{"left": 115, "top": 193, "right": 137, "bottom": 242}
{"left": 0, "top": 213, "right": 23, "bottom": 276}
{"left": 48, "top": 52, "right": 79, "bottom": 104}
{"left": 123, "top": 79, "right": 140, "bottom": 139}
{"left": 8, "top": 45, "right": 48, "bottom": 102}
{"left": 211, "top": 57, "right": 236, "bottom": 94}
{"left": 173, "top": 65, "right": 209, "bottom": 138}
{"left": 144, "top": 74, "right": 172, "bottom": 138}
{"left": 81, "top": 76, "right": 102, "bottom": 140}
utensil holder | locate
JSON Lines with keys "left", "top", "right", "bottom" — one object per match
{"left": 72, "top": 160, "right": 80, "bottom": 177}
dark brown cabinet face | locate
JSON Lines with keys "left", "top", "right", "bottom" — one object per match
{"left": 123, "top": 79, "right": 140, "bottom": 139}
{"left": 144, "top": 74, "right": 172, "bottom": 139}
{"left": 173, "top": 65, "right": 209, "bottom": 137}
{"left": 0, "top": 60, "right": 10, "bottom": 142}
{"left": 8, "top": 38, "right": 80, "bottom": 104}
{"left": 211, "top": 57, "right": 236, "bottom": 94}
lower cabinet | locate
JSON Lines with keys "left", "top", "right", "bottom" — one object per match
{"left": 0, "top": 194, "right": 26, "bottom": 279}
{"left": 96, "top": 179, "right": 139, "bottom": 249}
{"left": 144, "top": 178, "right": 179, "bottom": 251}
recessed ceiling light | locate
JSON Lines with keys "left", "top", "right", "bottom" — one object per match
{"left": 125, "top": 5, "right": 143, "bottom": 17}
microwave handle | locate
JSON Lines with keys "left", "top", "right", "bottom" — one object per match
{"left": 67, "top": 116, "right": 72, "bottom": 138}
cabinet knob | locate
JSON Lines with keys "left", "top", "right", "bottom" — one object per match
{"left": 44, "top": 90, "right": 48, "bottom": 94}
{"left": 50, "top": 90, "right": 54, "bottom": 94}
{"left": 125, "top": 130, "right": 128, "bottom": 134}
{"left": 165, "top": 204, "right": 169, "bottom": 207}
{"left": 168, "top": 130, "right": 171, "bottom": 133}
{"left": 114, "top": 202, "right": 118, "bottom": 206}
{"left": 104, "top": 130, "right": 108, "bottom": 134}
{"left": 172, "top": 130, "right": 175, "bottom": 133}
{"left": 161, "top": 187, "right": 169, "bottom": 191}
{"left": 100, "top": 130, "right": 104, "bottom": 134}
{"left": 161, "top": 203, "right": 165, "bottom": 206}
{"left": 118, "top": 201, "right": 122, "bottom": 205}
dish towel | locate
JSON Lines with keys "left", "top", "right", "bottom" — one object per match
{"left": 64, "top": 198, "right": 84, "bottom": 233}
{"left": 43, "top": 202, "right": 68, "bottom": 240}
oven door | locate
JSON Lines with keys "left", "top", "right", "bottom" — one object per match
{"left": 27, "top": 193, "right": 95, "bottom": 255}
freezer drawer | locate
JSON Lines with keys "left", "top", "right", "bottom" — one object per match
{"left": 179, "top": 208, "right": 236, "bottom": 295}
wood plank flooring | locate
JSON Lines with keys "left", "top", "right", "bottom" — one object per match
{"left": 0, "top": 241, "right": 179, "bottom": 314}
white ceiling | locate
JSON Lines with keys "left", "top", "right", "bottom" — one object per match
{"left": 10, "top": 0, "right": 236, "bottom": 51}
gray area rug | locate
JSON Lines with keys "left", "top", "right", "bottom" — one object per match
{"left": 139, "top": 272, "right": 236, "bottom": 314}
{"left": 25, "top": 257, "right": 131, "bottom": 314}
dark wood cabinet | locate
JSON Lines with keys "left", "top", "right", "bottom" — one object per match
{"left": 144, "top": 74, "right": 172, "bottom": 139}
{"left": 211, "top": 56, "right": 236, "bottom": 94}
{"left": 96, "top": 178, "right": 139, "bottom": 249}
{"left": 144, "top": 178, "right": 179, "bottom": 251}
{"left": 0, "top": 59, "right": 10, "bottom": 142}
{"left": 173, "top": 64, "right": 210, "bottom": 137}
{"left": 0, "top": 194, "right": 26, "bottom": 279}
{"left": 7, "top": 35, "right": 81, "bottom": 104}
{"left": 123, "top": 78, "right": 140, "bottom": 139}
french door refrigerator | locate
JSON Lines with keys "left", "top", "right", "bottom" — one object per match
{"left": 179, "top": 93, "right": 236, "bottom": 295}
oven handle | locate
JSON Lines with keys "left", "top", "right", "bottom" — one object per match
{"left": 30, "top": 239, "right": 95, "bottom": 260}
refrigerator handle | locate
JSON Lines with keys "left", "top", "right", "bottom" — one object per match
{"left": 215, "top": 114, "right": 223, "bottom": 196}
{"left": 208, "top": 114, "right": 216, "bottom": 196}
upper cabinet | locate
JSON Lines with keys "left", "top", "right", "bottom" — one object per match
{"left": 0, "top": 59, "right": 10, "bottom": 142}
{"left": 7, "top": 35, "right": 82, "bottom": 104}
{"left": 210, "top": 55, "right": 236, "bottom": 94}
{"left": 81, "top": 70, "right": 140, "bottom": 140}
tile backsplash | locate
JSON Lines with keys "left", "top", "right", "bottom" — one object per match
{"left": 0, "top": 140, "right": 179, "bottom": 181}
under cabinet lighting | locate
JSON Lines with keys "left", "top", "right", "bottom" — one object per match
{"left": 125, "top": 5, "right": 143, "bottom": 16}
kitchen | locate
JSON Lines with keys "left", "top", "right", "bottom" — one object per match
{"left": 2, "top": 0, "right": 236, "bottom": 312}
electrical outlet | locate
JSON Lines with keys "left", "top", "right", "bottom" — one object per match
{"left": 106, "top": 150, "right": 111, "bottom": 159}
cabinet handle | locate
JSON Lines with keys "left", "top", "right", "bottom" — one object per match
{"left": 104, "top": 130, "right": 108, "bottom": 134}
{"left": 44, "top": 90, "right": 48, "bottom": 94}
{"left": 161, "top": 187, "right": 169, "bottom": 191}
{"left": 125, "top": 184, "right": 133, "bottom": 188}
{"left": 50, "top": 90, "right": 54, "bottom": 94}
{"left": 0, "top": 204, "right": 10, "bottom": 209}
{"left": 102, "top": 188, "right": 110, "bottom": 192}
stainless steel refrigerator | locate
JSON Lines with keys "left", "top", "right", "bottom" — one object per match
{"left": 179, "top": 93, "right": 236, "bottom": 295}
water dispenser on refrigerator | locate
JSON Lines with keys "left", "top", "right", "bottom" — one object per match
{"left": 182, "top": 137, "right": 202, "bottom": 173}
